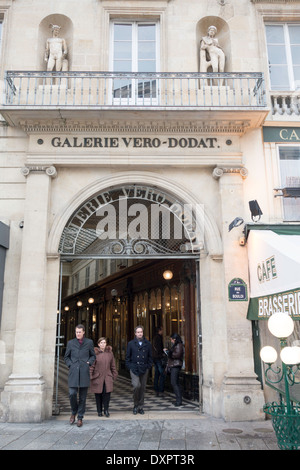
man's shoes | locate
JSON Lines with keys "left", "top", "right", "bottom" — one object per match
{"left": 98, "top": 412, "right": 103, "bottom": 417}
{"left": 173, "top": 402, "right": 182, "bottom": 407}
{"left": 139, "top": 408, "right": 145, "bottom": 415}
{"left": 77, "top": 419, "right": 83, "bottom": 427}
{"left": 104, "top": 410, "right": 110, "bottom": 418}
{"left": 133, "top": 406, "right": 138, "bottom": 415}
{"left": 69, "top": 414, "right": 76, "bottom": 425}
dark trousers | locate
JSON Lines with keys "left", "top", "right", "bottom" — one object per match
{"left": 130, "top": 369, "right": 149, "bottom": 409}
{"left": 170, "top": 367, "right": 182, "bottom": 404}
{"left": 69, "top": 387, "right": 88, "bottom": 419}
{"left": 95, "top": 383, "right": 111, "bottom": 413}
{"left": 153, "top": 359, "right": 166, "bottom": 393}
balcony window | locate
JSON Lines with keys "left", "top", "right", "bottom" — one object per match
{"left": 279, "top": 146, "right": 300, "bottom": 221}
{"left": 110, "top": 21, "right": 158, "bottom": 103}
{"left": 266, "top": 24, "right": 300, "bottom": 91}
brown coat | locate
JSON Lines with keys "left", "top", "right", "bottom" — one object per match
{"left": 167, "top": 342, "right": 184, "bottom": 368}
{"left": 89, "top": 346, "right": 118, "bottom": 394}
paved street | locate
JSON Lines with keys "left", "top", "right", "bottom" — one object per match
{"left": 0, "top": 361, "right": 279, "bottom": 451}
{"left": 0, "top": 411, "right": 278, "bottom": 451}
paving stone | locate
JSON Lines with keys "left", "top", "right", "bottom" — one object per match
{"left": 0, "top": 413, "right": 279, "bottom": 451}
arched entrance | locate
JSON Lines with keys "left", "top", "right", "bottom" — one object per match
{"left": 53, "top": 179, "right": 211, "bottom": 413}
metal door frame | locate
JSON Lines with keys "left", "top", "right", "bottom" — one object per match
{"left": 54, "top": 254, "right": 202, "bottom": 413}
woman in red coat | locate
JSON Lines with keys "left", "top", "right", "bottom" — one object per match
{"left": 90, "top": 337, "right": 118, "bottom": 417}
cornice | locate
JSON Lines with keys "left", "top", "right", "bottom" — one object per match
{"left": 251, "top": 0, "right": 300, "bottom": 3}
{"left": 19, "top": 119, "right": 250, "bottom": 135}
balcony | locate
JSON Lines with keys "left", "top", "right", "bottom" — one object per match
{"left": 0, "top": 70, "right": 268, "bottom": 128}
{"left": 270, "top": 91, "right": 300, "bottom": 119}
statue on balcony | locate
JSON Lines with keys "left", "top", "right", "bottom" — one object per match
{"left": 200, "top": 25, "right": 225, "bottom": 74}
{"left": 44, "top": 24, "right": 68, "bottom": 72}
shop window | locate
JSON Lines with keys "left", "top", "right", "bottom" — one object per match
{"left": 279, "top": 146, "right": 300, "bottom": 220}
{"left": 150, "top": 290, "right": 157, "bottom": 311}
{"left": 134, "top": 293, "right": 147, "bottom": 333}
{"left": 266, "top": 24, "right": 300, "bottom": 90}
{"left": 106, "top": 300, "right": 113, "bottom": 344}
{"left": 85, "top": 266, "right": 90, "bottom": 288}
{"left": 72, "top": 273, "right": 79, "bottom": 293}
{"left": 110, "top": 20, "right": 159, "bottom": 103}
{"left": 164, "top": 286, "right": 171, "bottom": 338}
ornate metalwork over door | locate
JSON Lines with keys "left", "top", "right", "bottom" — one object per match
{"left": 59, "top": 185, "right": 203, "bottom": 258}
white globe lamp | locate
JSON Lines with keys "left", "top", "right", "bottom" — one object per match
{"left": 268, "top": 312, "right": 294, "bottom": 339}
{"left": 260, "top": 346, "right": 278, "bottom": 364}
{"left": 280, "top": 346, "right": 300, "bottom": 365}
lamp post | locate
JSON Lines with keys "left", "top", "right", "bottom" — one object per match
{"left": 260, "top": 312, "right": 300, "bottom": 450}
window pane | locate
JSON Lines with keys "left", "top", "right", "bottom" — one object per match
{"left": 269, "top": 65, "right": 290, "bottom": 89}
{"left": 114, "top": 24, "right": 132, "bottom": 41}
{"left": 138, "top": 60, "right": 156, "bottom": 73}
{"left": 113, "top": 79, "right": 132, "bottom": 98}
{"left": 279, "top": 146, "right": 300, "bottom": 221}
{"left": 293, "top": 65, "right": 300, "bottom": 87}
{"left": 291, "top": 45, "right": 300, "bottom": 64}
{"left": 113, "top": 60, "right": 132, "bottom": 72}
{"left": 267, "top": 45, "right": 287, "bottom": 64}
{"left": 138, "top": 41, "right": 156, "bottom": 60}
{"left": 280, "top": 146, "right": 300, "bottom": 161}
{"left": 138, "top": 80, "right": 157, "bottom": 98}
{"left": 266, "top": 25, "right": 285, "bottom": 43}
{"left": 138, "top": 24, "right": 156, "bottom": 41}
{"left": 288, "top": 25, "right": 300, "bottom": 44}
{"left": 114, "top": 41, "right": 132, "bottom": 60}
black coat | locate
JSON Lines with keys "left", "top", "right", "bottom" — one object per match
{"left": 125, "top": 337, "right": 153, "bottom": 376}
{"left": 152, "top": 333, "right": 164, "bottom": 360}
{"left": 64, "top": 337, "right": 96, "bottom": 388}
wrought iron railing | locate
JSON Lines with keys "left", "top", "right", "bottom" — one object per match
{"left": 3, "top": 71, "right": 266, "bottom": 109}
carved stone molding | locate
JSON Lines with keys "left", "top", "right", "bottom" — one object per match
{"left": 21, "top": 165, "right": 57, "bottom": 178}
{"left": 251, "top": 0, "right": 300, "bottom": 3}
{"left": 212, "top": 166, "right": 248, "bottom": 179}
{"left": 19, "top": 119, "right": 250, "bottom": 135}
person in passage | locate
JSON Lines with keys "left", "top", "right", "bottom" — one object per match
{"left": 152, "top": 326, "right": 166, "bottom": 396}
{"left": 64, "top": 324, "right": 96, "bottom": 427}
{"left": 89, "top": 337, "right": 118, "bottom": 417}
{"left": 164, "top": 333, "right": 184, "bottom": 406}
{"left": 125, "top": 325, "right": 153, "bottom": 415}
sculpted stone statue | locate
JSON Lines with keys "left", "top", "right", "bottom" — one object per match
{"left": 200, "top": 25, "right": 225, "bottom": 74}
{"left": 44, "top": 24, "right": 68, "bottom": 72}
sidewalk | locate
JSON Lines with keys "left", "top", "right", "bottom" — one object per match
{"left": 0, "top": 411, "right": 279, "bottom": 451}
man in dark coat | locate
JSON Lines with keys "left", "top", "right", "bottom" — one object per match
{"left": 64, "top": 324, "right": 96, "bottom": 426}
{"left": 152, "top": 326, "right": 166, "bottom": 396}
{"left": 125, "top": 325, "right": 152, "bottom": 415}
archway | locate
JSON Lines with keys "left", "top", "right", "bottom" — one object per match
{"left": 59, "top": 183, "right": 203, "bottom": 258}
{"left": 50, "top": 173, "right": 223, "bottom": 415}
{"left": 48, "top": 171, "right": 223, "bottom": 258}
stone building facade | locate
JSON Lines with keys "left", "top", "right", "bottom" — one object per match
{"left": 0, "top": 0, "right": 299, "bottom": 422}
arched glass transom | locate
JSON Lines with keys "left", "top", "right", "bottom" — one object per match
{"left": 59, "top": 184, "right": 204, "bottom": 258}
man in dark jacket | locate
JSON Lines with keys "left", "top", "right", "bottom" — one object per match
{"left": 125, "top": 325, "right": 152, "bottom": 415}
{"left": 64, "top": 324, "right": 96, "bottom": 426}
{"left": 152, "top": 326, "right": 166, "bottom": 396}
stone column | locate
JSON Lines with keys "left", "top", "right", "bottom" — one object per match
{"left": 1, "top": 165, "right": 57, "bottom": 422}
{"left": 212, "top": 166, "right": 265, "bottom": 421}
